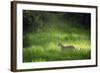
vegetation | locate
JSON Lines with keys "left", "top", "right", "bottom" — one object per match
{"left": 23, "top": 10, "right": 91, "bottom": 62}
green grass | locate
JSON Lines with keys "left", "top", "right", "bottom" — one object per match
{"left": 23, "top": 12, "right": 91, "bottom": 62}
{"left": 23, "top": 46, "right": 90, "bottom": 62}
{"left": 23, "top": 32, "right": 91, "bottom": 62}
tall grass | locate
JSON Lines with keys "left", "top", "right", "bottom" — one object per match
{"left": 23, "top": 32, "right": 91, "bottom": 62}
{"left": 23, "top": 46, "right": 90, "bottom": 62}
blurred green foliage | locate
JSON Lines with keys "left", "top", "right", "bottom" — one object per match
{"left": 23, "top": 10, "right": 91, "bottom": 62}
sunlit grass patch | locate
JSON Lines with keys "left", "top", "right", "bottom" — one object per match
{"left": 23, "top": 31, "right": 91, "bottom": 62}
{"left": 23, "top": 47, "right": 91, "bottom": 62}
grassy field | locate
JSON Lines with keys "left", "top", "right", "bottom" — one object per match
{"left": 23, "top": 11, "right": 91, "bottom": 62}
